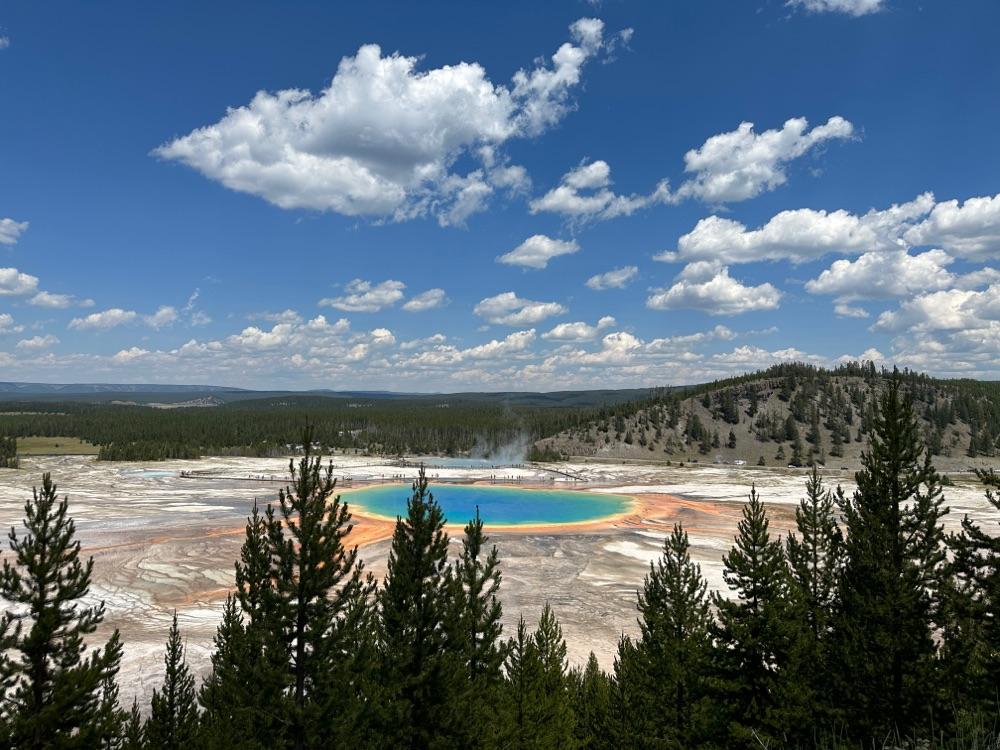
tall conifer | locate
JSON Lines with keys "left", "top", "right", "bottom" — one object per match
{"left": 628, "top": 524, "right": 713, "bottom": 747}
{"left": 145, "top": 612, "right": 199, "bottom": 750}
{"left": 831, "top": 375, "right": 947, "bottom": 739}
{"left": 377, "top": 468, "right": 458, "bottom": 749}
{"left": 0, "top": 473, "right": 124, "bottom": 748}
{"left": 264, "top": 433, "right": 372, "bottom": 750}
{"left": 713, "top": 486, "right": 801, "bottom": 747}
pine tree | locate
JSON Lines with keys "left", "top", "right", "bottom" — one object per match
{"left": 264, "top": 434, "right": 373, "bottom": 750}
{"left": 569, "top": 654, "right": 612, "bottom": 750}
{"left": 831, "top": 374, "right": 948, "bottom": 740}
{"left": 500, "top": 606, "right": 576, "bottom": 750}
{"left": 198, "top": 595, "right": 265, "bottom": 750}
{"left": 447, "top": 507, "right": 505, "bottom": 750}
{"left": 784, "top": 468, "right": 844, "bottom": 730}
{"left": 121, "top": 700, "right": 144, "bottom": 750}
{"left": 0, "top": 473, "right": 124, "bottom": 748}
{"left": 145, "top": 612, "right": 199, "bottom": 750}
{"left": 785, "top": 468, "right": 843, "bottom": 644}
{"left": 941, "top": 469, "right": 1000, "bottom": 719}
{"left": 377, "top": 468, "right": 459, "bottom": 749}
{"left": 628, "top": 524, "right": 713, "bottom": 747}
{"left": 712, "top": 487, "right": 802, "bottom": 747}
{"left": 201, "top": 500, "right": 286, "bottom": 748}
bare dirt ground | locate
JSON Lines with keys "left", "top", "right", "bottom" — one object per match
{"left": 0, "top": 454, "right": 996, "bottom": 707}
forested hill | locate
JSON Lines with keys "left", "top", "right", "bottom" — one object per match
{"left": 534, "top": 362, "right": 1000, "bottom": 470}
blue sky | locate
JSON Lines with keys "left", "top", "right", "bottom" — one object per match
{"left": 1, "top": 0, "right": 998, "bottom": 390}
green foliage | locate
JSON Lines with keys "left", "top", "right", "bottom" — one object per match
{"left": 831, "top": 374, "right": 948, "bottom": 740}
{"left": 0, "top": 436, "right": 17, "bottom": 468}
{"left": 264, "top": 433, "right": 375, "bottom": 750}
{"left": 621, "top": 524, "right": 714, "bottom": 747}
{"left": 501, "top": 606, "right": 577, "bottom": 750}
{"left": 448, "top": 508, "right": 506, "bottom": 750}
{"left": 0, "top": 473, "right": 124, "bottom": 748}
{"left": 145, "top": 612, "right": 199, "bottom": 750}
{"left": 377, "top": 469, "right": 460, "bottom": 749}
{"left": 713, "top": 486, "right": 805, "bottom": 747}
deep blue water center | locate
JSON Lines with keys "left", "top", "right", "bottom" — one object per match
{"left": 342, "top": 484, "right": 632, "bottom": 526}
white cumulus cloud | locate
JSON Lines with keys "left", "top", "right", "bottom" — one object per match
{"left": 0, "top": 218, "right": 28, "bottom": 245}
{"left": 663, "top": 193, "right": 934, "bottom": 265}
{"left": 474, "top": 291, "right": 567, "bottom": 326}
{"left": 69, "top": 308, "right": 138, "bottom": 331}
{"left": 787, "top": 0, "right": 885, "bottom": 16}
{"left": 497, "top": 234, "right": 579, "bottom": 269}
{"left": 646, "top": 263, "right": 782, "bottom": 315}
{"left": 671, "top": 116, "right": 855, "bottom": 204}
{"left": 16, "top": 335, "right": 59, "bottom": 350}
{"left": 320, "top": 279, "right": 406, "bottom": 312}
{"left": 805, "top": 249, "right": 956, "bottom": 300}
{"left": 144, "top": 305, "right": 180, "bottom": 329}
{"left": 154, "top": 18, "right": 620, "bottom": 226}
{"left": 29, "top": 291, "right": 95, "bottom": 309}
{"left": 585, "top": 265, "right": 638, "bottom": 290}
{"left": 542, "top": 316, "right": 616, "bottom": 341}
{"left": 0, "top": 267, "right": 40, "bottom": 296}
{"left": 402, "top": 288, "right": 448, "bottom": 312}
{"left": 904, "top": 193, "right": 1000, "bottom": 261}
{"left": 530, "top": 160, "right": 670, "bottom": 222}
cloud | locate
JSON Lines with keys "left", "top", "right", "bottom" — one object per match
{"left": 474, "top": 291, "right": 567, "bottom": 325}
{"left": 68, "top": 308, "right": 138, "bottom": 331}
{"left": 585, "top": 265, "right": 638, "bottom": 290}
{"left": 144, "top": 305, "right": 180, "bottom": 329}
{"left": 0, "top": 37, "right": 9, "bottom": 51}
{"left": 834, "top": 302, "right": 870, "bottom": 319}
{"left": 496, "top": 234, "right": 579, "bottom": 269}
{"left": 873, "top": 284, "right": 1000, "bottom": 333}
{"left": 16, "top": 335, "right": 59, "bottom": 350}
{"left": 154, "top": 18, "right": 618, "bottom": 226}
{"left": 671, "top": 116, "right": 854, "bottom": 204}
{"left": 0, "top": 267, "right": 40, "bottom": 296}
{"left": 904, "top": 193, "right": 1000, "bottom": 261}
{"left": 529, "top": 160, "right": 670, "bottom": 222}
{"left": 787, "top": 0, "right": 885, "bottom": 16}
{"left": 319, "top": 279, "right": 405, "bottom": 312}
{"left": 0, "top": 313, "right": 23, "bottom": 334}
{"left": 464, "top": 329, "right": 536, "bottom": 359}
{"left": 112, "top": 347, "right": 151, "bottom": 364}
{"left": 646, "top": 263, "right": 782, "bottom": 315}
{"left": 711, "top": 345, "right": 826, "bottom": 368}
{"left": 29, "top": 291, "right": 95, "bottom": 309}
{"left": 542, "top": 316, "right": 616, "bottom": 341}
{"left": 249, "top": 309, "right": 302, "bottom": 324}
{"left": 0, "top": 218, "right": 28, "bottom": 245}
{"left": 228, "top": 323, "right": 294, "bottom": 350}
{"left": 805, "top": 249, "right": 956, "bottom": 300}
{"left": 665, "top": 191, "right": 1000, "bottom": 268}
{"left": 402, "top": 288, "right": 448, "bottom": 312}
{"left": 663, "top": 192, "right": 934, "bottom": 265}
{"left": 400, "top": 333, "right": 447, "bottom": 350}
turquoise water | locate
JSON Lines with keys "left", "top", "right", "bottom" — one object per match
{"left": 342, "top": 484, "right": 632, "bottom": 526}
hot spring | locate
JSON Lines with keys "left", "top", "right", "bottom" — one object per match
{"left": 341, "top": 483, "right": 633, "bottom": 527}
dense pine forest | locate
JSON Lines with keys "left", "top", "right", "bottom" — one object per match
{"left": 3, "top": 378, "right": 1000, "bottom": 748}
{"left": 0, "top": 395, "right": 602, "bottom": 462}
{"left": 539, "top": 362, "right": 1000, "bottom": 468}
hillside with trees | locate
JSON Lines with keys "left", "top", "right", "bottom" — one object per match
{"left": 535, "top": 362, "right": 1000, "bottom": 471}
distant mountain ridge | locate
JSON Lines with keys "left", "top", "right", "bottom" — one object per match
{"left": 0, "top": 381, "right": 654, "bottom": 408}
{"left": 0, "top": 382, "right": 248, "bottom": 395}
